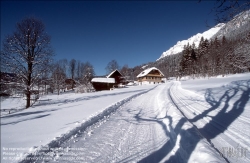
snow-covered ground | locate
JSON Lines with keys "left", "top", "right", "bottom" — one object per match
{"left": 1, "top": 73, "right": 249, "bottom": 163}
{"left": 1, "top": 85, "right": 156, "bottom": 163}
{"left": 177, "top": 73, "right": 250, "bottom": 163}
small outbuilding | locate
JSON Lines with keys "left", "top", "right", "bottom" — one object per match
{"left": 91, "top": 69, "right": 124, "bottom": 91}
{"left": 137, "top": 67, "right": 164, "bottom": 85}
{"left": 65, "top": 79, "right": 76, "bottom": 90}
{"left": 106, "top": 69, "right": 124, "bottom": 84}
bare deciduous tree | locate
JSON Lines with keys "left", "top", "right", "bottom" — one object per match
{"left": 1, "top": 17, "right": 53, "bottom": 108}
{"left": 120, "top": 64, "right": 130, "bottom": 81}
{"left": 76, "top": 60, "right": 81, "bottom": 82}
{"left": 199, "top": 0, "right": 250, "bottom": 23}
{"left": 51, "top": 60, "right": 67, "bottom": 95}
{"left": 105, "top": 60, "right": 120, "bottom": 74}
{"left": 81, "top": 62, "right": 95, "bottom": 86}
{"left": 69, "top": 59, "right": 76, "bottom": 89}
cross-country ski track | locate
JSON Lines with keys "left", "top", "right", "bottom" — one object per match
{"left": 3, "top": 76, "right": 249, "bottom": 163}
{"left": 26, "top": 81, "right": 250, "bottom": 163}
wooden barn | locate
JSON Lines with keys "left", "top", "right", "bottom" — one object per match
{"left": 137, "top": 67, "right": 164, "bottom": 85}
{"left": 65, "top": 78, "right": 76, "bottom": 90}
{"left": 91, "top": 70, "right": 124, "bottom": 91}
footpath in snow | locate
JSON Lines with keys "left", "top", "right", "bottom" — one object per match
{"left": 1, "top": 73, "right": 249, "bottom": 163}
{"left": 1, "top": 85, "right": 156, "bottom": 163}
{"left": 20, "top": 84, "right": 226, "bottom": 163}
{"left": 176, "top": 73, "right": 250, "bottom": 163}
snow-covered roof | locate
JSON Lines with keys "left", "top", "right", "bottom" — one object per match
{"left": 106, "top": 69, "right": 122, "bottom": 78}
{"left": 91, "top": 78, "right": 115, "bottom": 83}
{"left": 141, "top": 65, "right": 148, "bottom": 69}
{"left": 137, "top": 67, "right": 164, "bottom": 78}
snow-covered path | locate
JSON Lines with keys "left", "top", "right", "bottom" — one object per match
{"left": 33, "top": 84, "right": 226, "bottom": 163}
{"left": 1, "top": 85, "right": 156, "bottom": 163}
{"left": 2, "top": 74, "right": 249, "bottom": 163}
{"left": 170, "top": 80, "right": 250, "bottom": 163}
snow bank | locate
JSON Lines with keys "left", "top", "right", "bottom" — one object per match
{"left": 1, "top": 85, "right": 156, "bottom": 163}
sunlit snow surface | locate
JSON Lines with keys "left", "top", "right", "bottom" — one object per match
{"left": 158, "top": 23, "right": 225, "bottom": 60}
{"left": 1, "top": 85, "right": 155, "bottom": 163}
{"left": 1, "top": 73, "right": 250, "bottom": 163}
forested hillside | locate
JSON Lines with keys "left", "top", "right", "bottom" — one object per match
{"left": 141, "top": 10, "right": 250, "bottom": 80}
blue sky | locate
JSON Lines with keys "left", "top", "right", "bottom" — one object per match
{"left": 1, "top": 1, "right": 217, "bottom": 75}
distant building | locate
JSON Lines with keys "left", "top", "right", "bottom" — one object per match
{"left": 137, "top": 67, "right": 164, "bottom": 85}
{"left": 65, "top": 79, "right": 76, "bottom": 90}
{"left": 0, "top": 72, "right": 17, "bottom": 83}
{"left": 0, "top": 72, "right": 21, "bottom": 96}
{"left": 91, "top": 69, "right": 124, "bottom": 91}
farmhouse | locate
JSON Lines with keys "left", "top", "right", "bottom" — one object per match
{"left": 137, "top": 67, "right": 164, "bottom": 85}
{"left": 91, "top": 69, "right": 124, "bottom": 91}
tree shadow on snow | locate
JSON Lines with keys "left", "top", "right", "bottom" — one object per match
{"left": 138, "top": 80, "right": 250, "bottom": 163}
{"left": 1, "top": 109, "right": 58, "bottom": 126}
{"left": 1, "top": 109, "right": 58, "bottom": 119}
{"left": 116, "top": 107, "right": 184, "bottom": 163}
{"left": 34, "top": 89, "right": 151, "bottom": 107}
{"left": 1, "top": 114, "right": 51, "bottom": 125}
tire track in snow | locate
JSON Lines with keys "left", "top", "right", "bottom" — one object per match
{"left": 49, "top": 85, "right": 171, "bottom": 163}
{"left": 19, "top": 86, "right": 158, "bottom": 163}
{"left": 24, "top": 84, "right": 227, "bottom": 163}
{"left": 169, "top": 81, "right": 250, "bottom": 163}
{"left": 174, "top": 81, "right": 250, "bottom": 148}
{"left": 167, "top": 82, "right": 230, "bottom": 162}
{"left": 172, "top": 81, "right": 250, "bottom": 137}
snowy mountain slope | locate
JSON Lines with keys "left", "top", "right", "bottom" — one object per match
{"left": 157, "top": 23, "right": 225, "bottom": 60}
{"left": 212, "top": 9, "right": 250, "bottom": 39}
{"left": 158, "top": 9, "right": 250, "bottom": 61}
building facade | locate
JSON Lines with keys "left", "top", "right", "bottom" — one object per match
{"left": 137, "top": 67, "right": 164, "bottom": 85}
{"left": 91, "top": 69, "right": 124, "bottom": 91}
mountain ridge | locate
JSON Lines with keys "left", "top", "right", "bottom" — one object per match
{"left": 157, "top": 23, "right": 225, "bottom": 61}
{"left": 157, "top": 9, "right": 250, "bottom": 61}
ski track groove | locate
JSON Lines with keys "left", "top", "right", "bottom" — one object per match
{"left": 169, "top": 81, "right": 250, "bottom": 163}
{"left": 171, "top": 84, "right": 248, "bottom": 147}
{"left": 29, "top": 86, "right": 165, "bottom": 163}
{"left": 22, "top": 81, "right": 249, "bottom": 163}
{"left": 82, "top": 86, "right": 168, "bottom": 162}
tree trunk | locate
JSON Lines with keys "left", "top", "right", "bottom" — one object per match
{"left": 71, "top": 80, "right": 74, "bottom": 90}
{"left": 57, "top": 84, "right": 60, "bottom": 95}
{"left": 26, "top": 91, "right": 31, "bottom": 108}
{"left": 45, "top": 82, "right": 47, "bottom": 95}
{"left": 26, "top": 61, "right": 32, "bottom": 108}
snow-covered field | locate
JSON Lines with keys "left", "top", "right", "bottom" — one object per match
{"left": 1, "top": 85, "right": 156, "bottom": 163}
{"left": 1, "top": 73, "right": 249, "bottom": 163}
{"left": 174, "top": 73, "right": 250, "bottom": 163}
